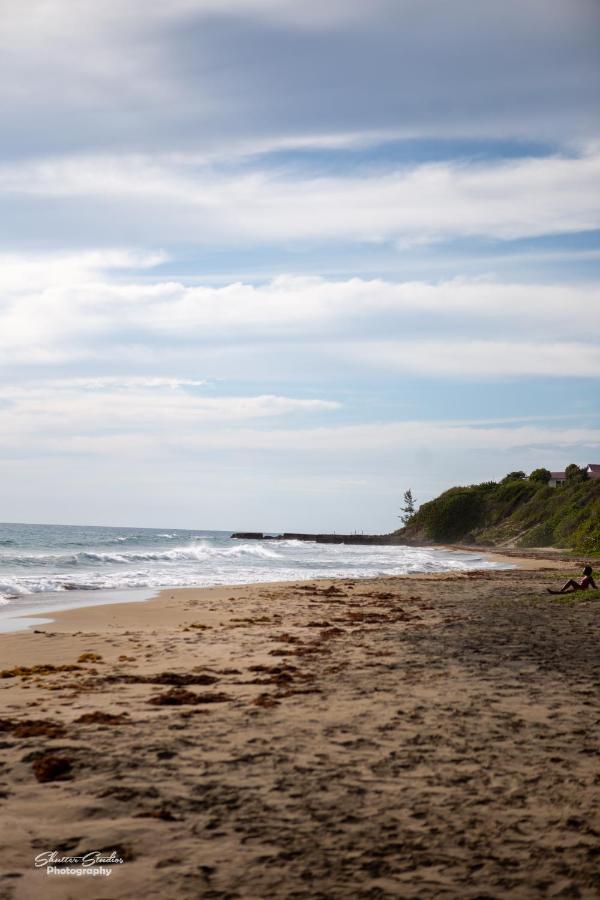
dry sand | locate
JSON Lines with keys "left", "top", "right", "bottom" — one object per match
{"left": 0, "top": 558, "right": 599, "bottom": 899}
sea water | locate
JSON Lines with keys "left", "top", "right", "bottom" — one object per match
{"left": 0, "top": 522, "right": 512, "bottom": 629}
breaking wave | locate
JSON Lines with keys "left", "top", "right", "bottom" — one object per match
{"left": 2, "top": 542, "right": 281, "bottom": 568}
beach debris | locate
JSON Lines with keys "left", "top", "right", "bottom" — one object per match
{"left": 319, "top": 627, "right": 345, "bottom": 639}
{"left": 98, "top": 785, "right": 140, "bottom": 801}
{"left": 156, "top": 748, "right": 176, "bottom": 759}
{"left": 250, "top": 672, "right": 295, "bottom": 686}
{"left": 32, "top": 753, "right": 74, "bottom": 782}
{"left": 77, "top": 652, "right": 103, "bottom": 663}
{"left": 248, "top": 664, "right": 316, "bottom": 686}
{"left": 271, "top": 632, "right": 303, "bottom": 644}
{"left": 249, "top": 664, "right": 298, "bottom": 673}
{"left": 149, "top": 688, "right": 200, "bottom": 705}
{"left": 135, "top": 805, "right": 180, "bottom": 821}
{"left": 96, "top": 843, "right": 136, "bottom": 862}
{"left": 149, "top": 688, "right": 231, "bottom": 705}
{"left": 295, "top": 584, "right": 346, "bottom": 596}
{"left": 74, "top": 711, "right": 131, "bottom": 726}
{"left": 252, "top": 693, "right": 280, "bottom": 708}
{"left": 0, "top": 664, "right": 82, "bottom": 679}
{"left": 0, "top": 717, "right": 67, "bottom": 739}
{"left": 279, "top": 687, "right": 322, "bottom": 696}
{"left": 229, "top": 615, "right": 277, "bottom": 626}
{"left": 106, "top": 671, "right": 220, "bottom": 686}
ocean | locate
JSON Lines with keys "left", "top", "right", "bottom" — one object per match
{"left": 0, "top": 522, "right": 512, "bottom": 630}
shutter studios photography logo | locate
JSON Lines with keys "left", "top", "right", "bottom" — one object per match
{"left": 34, "top": 849, "right": 125, "bottom": 877}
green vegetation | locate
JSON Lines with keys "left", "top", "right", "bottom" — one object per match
{"left": 529, "top": 467, "right": 551, "bottom": 484}
{"left": 397, "top": 469, "right": 600, "bottom": 554}
{"left": 565, "top": 463, "right": 588, "bottom": 483}
{"left": 549, "top": 589, "right": 600, "bottom": 605}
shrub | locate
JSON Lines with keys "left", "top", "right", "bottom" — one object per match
{"left": 420, "top": 490, "right": 485, "bottom": 542}
{"left": 529, "top": 467, "right": 551, "bottom": 484}
{"left": 552, "top": 508, "right": 587, "bottom": 545}
{"left": 518, "top": 522, "right": 555, "bottom": 548}
{"left": 572, "top": 519, "right": 600, "bottom": 555}
{"left": 493, "top": 479, "right": 538, "bottom": 517}
{"left": 475, "top": 481, "right": 498, "bottom": 492}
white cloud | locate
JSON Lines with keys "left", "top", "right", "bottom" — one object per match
{"left": 1, "top": 391, "right": 597, "bottom": 460}
{"left": 2, "top": 150, "right": 599, "bottom": 245}
{"left": 0, "top": 382, "right": 340, "bottom": 446}
{"left": 176, "top": 420, "right": 600, "bottom": 455}
{"left": 5, "top": 372, "right": 595, "bottom": 473}
{"left": 342, "top": 340, "right": 600, "bottom": 378}
{"left": 0, "top": 258, "right": 598, "bottom": 375}
{"left": 59, "top": 376, "right": 208, "bottom": 391}
{"left": 0, "top": 376, "right": 596, "bottom": 461}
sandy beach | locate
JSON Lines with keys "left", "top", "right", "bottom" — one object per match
{"left": 1, "top": 556, "right": 599, "bottom": 899}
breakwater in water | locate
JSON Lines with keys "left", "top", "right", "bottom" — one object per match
{"left": 231, "top": 531, "right": 403, "bottom": 545}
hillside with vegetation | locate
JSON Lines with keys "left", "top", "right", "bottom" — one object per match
{"left": 396, "top": 466, "right": 600, "bottom": 555}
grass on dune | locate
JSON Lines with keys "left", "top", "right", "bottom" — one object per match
{"left": 547, "top": 588, "right": 600, "bottom": 605}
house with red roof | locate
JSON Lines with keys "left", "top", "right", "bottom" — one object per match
{"left": 548, "top": 463, "right": 600, "bottom": 486}
{"left": 548, "top": 471, "right": 567, "bottom": 487}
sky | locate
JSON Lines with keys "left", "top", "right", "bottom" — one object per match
{"left": 1, "top": 0, "right": 599, "bottom": 532}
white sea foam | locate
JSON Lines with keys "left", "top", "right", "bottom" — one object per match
{"left": 3, "top": 542, "right": 282, "bottom": 568}
{"left": 81, "top": 543, "right": 282, "bottom": 564}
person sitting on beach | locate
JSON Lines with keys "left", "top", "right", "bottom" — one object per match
{"left": 547, "top": 565, "right": 597, "bottom": 594}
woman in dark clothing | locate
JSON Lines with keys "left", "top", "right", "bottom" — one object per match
{"left": 547, "top": 565, "right": 597, "bottom": 594}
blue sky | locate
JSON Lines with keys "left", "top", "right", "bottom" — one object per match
{"left": 1, "top": 0, "right": 599, "bottom": 531}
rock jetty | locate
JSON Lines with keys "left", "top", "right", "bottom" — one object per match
{"left": 231, "top": 531, "right": 402, "bottom": 546}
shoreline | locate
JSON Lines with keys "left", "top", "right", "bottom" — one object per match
{"left": 0, "top": 545, "right": 567, "bottom": 637}
{"left": 0, "top": 564, "right": 598, "bottom": 898}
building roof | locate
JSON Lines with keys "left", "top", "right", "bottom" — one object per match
{"left": 550, "top": 471, "right": 566, "bottom": 479}
{"left": 587, "top": 463, "right": 600, "bottom": 473}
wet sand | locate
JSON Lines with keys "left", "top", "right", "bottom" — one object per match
{"left": 0, "top": 560, "right": 599, "bottom": 899}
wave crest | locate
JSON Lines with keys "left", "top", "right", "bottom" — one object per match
{"left": 4, "top": 542, "right": 282, "bottom": 568}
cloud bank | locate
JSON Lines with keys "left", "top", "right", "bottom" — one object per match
{"left": 2, "top": 150, "right": 599, "bottom": 249}
{"left": 2, "top": 0, "right": 598, "bottom": 159}
{"left": 1, "top": 257, "right": 598, "bottom": 376}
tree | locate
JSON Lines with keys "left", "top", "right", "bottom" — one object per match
{"left": 529, "top": 468, "right": 551, "bottom": 484}
{"left": 399, "top": 489, "right": 416, "bottom": 524}
{"left": 565, "top": 463, "right": 588, "bottom": 482}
